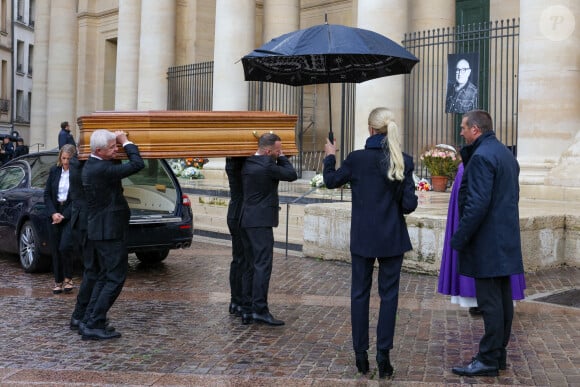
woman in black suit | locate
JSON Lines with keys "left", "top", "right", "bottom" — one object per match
{"left": 323, "top": 107, "right": 418, "bottom": 378}
{"left": 44, "top": 144, "right": 77, "bottom": 294}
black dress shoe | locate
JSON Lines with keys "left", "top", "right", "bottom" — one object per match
{"left": 229, "top": 302, "right": 239, "bottom": 315}
{"left": 354, "top": 351, "right": 369, "bottom": 374}
{"left": 81, "top": 327, "right": 121, "bottom": 341}
{"left": 241, "top": 313, "right": 253, "bottom": 325}
{"left": 78, "top": 321, "right": 116, "bottom": 335}
{"left": 469, "top": 307, "right": 483, "bottom": 316}
{"left": 452, "top": 358, "right": 499, "bottom": 377}
{"left": 70, "top": 317, "right": 81, "bottom": 330}
{"left": 377, "top": 350, "right": 394, "bottom": 379}
{"left": 252, "top": 312, "right": 285, "bottom": 326}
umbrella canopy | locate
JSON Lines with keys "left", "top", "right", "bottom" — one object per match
{"left": 241, "top": 23, "right": 419, "bottom": 86}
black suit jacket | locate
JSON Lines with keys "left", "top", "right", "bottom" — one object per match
{"left": 82, "top": 143, "right": 145, "bottom": 241}
{"left": 240, "top": 155, "right": 297, "bottom": 228}
{"left": 44, "top": 165, "right": 72, "bottom": 220}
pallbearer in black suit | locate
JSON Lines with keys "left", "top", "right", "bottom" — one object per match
{"left": 79, "top": 129, "right": 144, "bottom": 341}
{"left": 225, "top": 157, "right": 252, "bottom": 317}
{"left": 323, "top": 107, "right": 418, "bottom": 378}
{"left": 240, "top": 133, "right": 297, "bottom": 326}
{"left": 44, "top": 144, "right": 77, "bottom": 294}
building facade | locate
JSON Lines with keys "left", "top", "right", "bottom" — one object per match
{"left": 29, "top": 0, "right": 580, "bottom": 198}
{"left": 0, "top": 0, "right": 12, "bottom": 135}
{"left": 12, "top": 0, "right": 35, "bottom": 143}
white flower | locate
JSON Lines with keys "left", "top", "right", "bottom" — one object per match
{"left": 310, "top": 174, "right": 325, "bottom": 188}
{"left": 169, "top": 159, "right": 184, "bottom": 175}
{"left": 181, "top": 167, "right": 200, "bottom": 178}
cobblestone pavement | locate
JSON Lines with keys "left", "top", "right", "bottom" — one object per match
{"left": 0, "top": 237, "right": 578, "bottom": 386}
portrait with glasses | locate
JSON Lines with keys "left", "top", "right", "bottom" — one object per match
{"left": 445, "top": 53, "right": 479, "bottom": 114}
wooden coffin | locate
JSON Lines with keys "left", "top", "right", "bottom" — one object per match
{"left": 76, "top": 110, "right": 299, "bottom": 159}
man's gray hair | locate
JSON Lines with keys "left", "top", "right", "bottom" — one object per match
{"left": 90, "top": 129, "right": 116, "bottom": 153}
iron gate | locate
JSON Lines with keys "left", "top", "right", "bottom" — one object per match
{"left": 402, "top": 19, "right": 520, "bottom": 178}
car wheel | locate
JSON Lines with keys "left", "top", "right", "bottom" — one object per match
{"left": 19, "top": 221, "right": 49, "bottom": 273}
{"left": 135, "top": 249, "right": 170, "bottom": 264}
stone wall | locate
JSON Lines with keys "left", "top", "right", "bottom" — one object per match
{"left": 303, "top": 200, "right": 579, "bottom": 274}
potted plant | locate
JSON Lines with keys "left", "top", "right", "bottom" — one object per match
{"left": 420, "top": 144, "right": 460, "bottom": 192}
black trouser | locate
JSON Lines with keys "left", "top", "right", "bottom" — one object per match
{"left": 351, "top": 254, "right": 403, "bottom": 352}
{"left": 84, "top": 238, "right": 128, "bottom": 329}
{"left": 243, "top": 227, "right": 274, "bottom": 315}
{"left": 227, "top": 219, "right": 251, "bottom": 306}
{"left": 71, "top": 238, "right": 99, "bottom": 322}
{"left": 48, "top": 211, "right": 74, "bottom": 283}
{"left": 475, "top": 276, "right": 513, "bottom": 367}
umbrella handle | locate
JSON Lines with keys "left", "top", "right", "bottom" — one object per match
{"left": 328, "top": 131, "right": 334, "bottom": 144}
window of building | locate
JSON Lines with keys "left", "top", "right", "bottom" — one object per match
{"left": 27, "top": 92, "right": 32, "bottom": 121}
{"left": 28, "top": 44, "right": 33, "bottom": 75}
{"left": 16, "top": 90, "right": 24, "bottom": 121}
{"left": 29, "top": 0, "right": 35, "bottom": 27}
{"left": 1, "top": 60, "right": 6, "bottom": 99}
{"left": 0, "top": 0, "right": 6, "bottom": 32}
{"left": 17, "top": 0, "right": 24, "bottom": 22}
{"left": 17, "top": 40, "right": 24, "bottom": 73}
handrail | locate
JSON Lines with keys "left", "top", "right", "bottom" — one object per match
{"left": 283, "top": 186, "right": 317, "bottom": 258}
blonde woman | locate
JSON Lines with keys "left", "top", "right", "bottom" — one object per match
{"left": 323, "top": 107, "right": 418, "bottom": 379}
{"left": 44, "top": 144, "right": 77, "bottom": 294}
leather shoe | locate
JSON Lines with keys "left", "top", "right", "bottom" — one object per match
{"left": 82, "top": 327, "right": 121, "bottom": 341}
{"left": 241, "top": 313, "right": 253, "bottom": 325}
{"left": 78, "top": 321, "right": 116, "bottom": 336}
{"left": 70, "top": 317, "right": 81, "bottom": 330}
{"left": 452, "top": 358, "right": 499, "bottom": 377}
{"left": 252, "top": 312, "right": 284, "bottom": 326}
{"left": 354, "top": 351, "right": 369, "bottom": 374}
{"left": 469, "top": 307, "right": 483, "bottom": 316}
{"left": 229, "top": 302, "right": 239, "bottom": 315}
{"left": 377, "top": 350, "right": 393, "bottom": 379}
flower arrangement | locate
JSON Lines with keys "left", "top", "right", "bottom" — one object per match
{"left": 168, "top": 158, "right": 208, "bottom": 179}
{"left": 310, "top": 173, "right": 325, "bottom": 188}
{"left": 185, "top": 157, "right": 209, "bottom": 169}
{"left": 416, "top": 178, "right": 431, "bottom": 191}
{"left": 420, "top": 144, "right": 460, "bottom": 178}
{"left": 310, "top": 173, "right": 351, "bottom": 189}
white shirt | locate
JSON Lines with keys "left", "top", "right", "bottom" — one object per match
{"left": 57, "top": 168, "right": 70, "bottom": 202}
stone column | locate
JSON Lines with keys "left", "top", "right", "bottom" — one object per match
{"left": 263, "top": 0, "right": 299, "bottom": 42}
{"left": 354, "top": 0, "right": 408, "bottom": 149}
{"left": 115, "top": 0, "right": 141, "bottom": 110}
{"left": 175, "top": 0, "right": 197, "bottom": 66}
{"left": 137, "top": 0, "right": 176, "bottom": 110}
{"left": 409, "top": 0, "right": 454, "bottom": 31}
{"left": 29, "top": 0, "right": 50, "bottom": 149}
{"left": 212, "top": 0, "right": 255, "bottom": 110}
{"left": 518, "top": 2, "right": 580, "bottom": 187}
{"left": 45, "top": 0, "right": 77, "bottom": 149}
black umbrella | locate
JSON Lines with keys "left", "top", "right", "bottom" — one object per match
{"left": 241, "top": 20, "right": 419, "bottom": 140}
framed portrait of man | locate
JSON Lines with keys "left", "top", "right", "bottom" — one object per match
{"left": 445, "top": 53, "right": 479, "bottom": 114}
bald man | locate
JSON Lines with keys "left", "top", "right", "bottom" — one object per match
{"left": 446, "top": 58, "right": 478, "bottom": 114}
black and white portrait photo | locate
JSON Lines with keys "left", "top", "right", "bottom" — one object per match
{"left": 445, "top": 53, "right": 479, "bottom": 114}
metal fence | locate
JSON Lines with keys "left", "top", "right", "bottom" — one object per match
{"left": 167, "top": 62, "right": 213, "bottom": 111}
{"left": 402, "top": 19, "right": 520, "bottom": 178}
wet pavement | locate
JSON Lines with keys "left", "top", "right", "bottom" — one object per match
{"left": 0, "top": 236, "right": 578, "bottom": 386}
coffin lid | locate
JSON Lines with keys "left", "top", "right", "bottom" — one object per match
{"left": 77, "top": 110, "right": 299, "bottom": 159}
